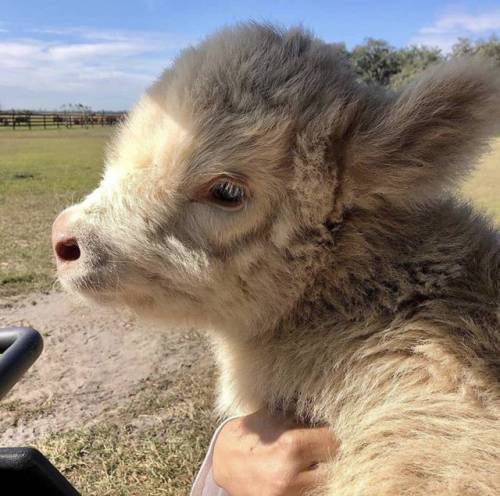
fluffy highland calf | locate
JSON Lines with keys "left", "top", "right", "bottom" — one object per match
{"left": 53, "top": 23, "right": 500, "bottom": 495}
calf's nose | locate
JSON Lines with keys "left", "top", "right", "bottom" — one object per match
{"left": 52, "top": 208, "right": 81, "bottom": 262}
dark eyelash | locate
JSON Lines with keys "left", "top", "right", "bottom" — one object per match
{"left": 211, "top": 181, "right": 245, "bottom": 203}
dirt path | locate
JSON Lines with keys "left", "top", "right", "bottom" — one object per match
{"left": 0, "top": 292, "right": 201, "bottom": 446}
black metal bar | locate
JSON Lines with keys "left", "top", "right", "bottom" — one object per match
{"left": 0, "top": 448, "right": 80, "bottom": 495}
{"left": 0, "top": 327, "right": 43, "bottom": 401}
{"left": 0, "top": 328, "right": 81, "bottom": 494}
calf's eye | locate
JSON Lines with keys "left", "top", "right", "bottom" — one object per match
{"left": 209, "top": 181, "right": 246, "bottom": 210}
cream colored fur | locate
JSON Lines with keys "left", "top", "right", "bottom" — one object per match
{"left": 55, "top": 24, "right": 500, "bottom": 495}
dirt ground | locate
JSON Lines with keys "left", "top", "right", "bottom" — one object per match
{"left": 0, "top": 291, "right": 207, "bottom": 447}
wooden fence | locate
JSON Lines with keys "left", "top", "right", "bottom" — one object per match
{"left": 0, "top": 111, "right": 127, "bottom": 130}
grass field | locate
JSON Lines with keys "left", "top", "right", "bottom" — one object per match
{"left": 0, "top": 128, "right": 114, "bottom": 297}
{"left": 35, "top": 346, "right": 216, "bottom": 496}
{"left": 462, "top": 143, "right": 500, "bottom": 220}
{"left": 0, "top": 129, "right": 499, "bottom": 494}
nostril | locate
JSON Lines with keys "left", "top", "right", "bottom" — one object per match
{"left": 55, "top": 237, "right": 81, "bottom": 262}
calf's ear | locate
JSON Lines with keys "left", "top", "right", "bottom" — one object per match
{"left": 338, "top": 58, "right": 500, "bottom": 211}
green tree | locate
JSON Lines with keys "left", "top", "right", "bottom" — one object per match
{"left": 348, "top": 36, "right": 499, "bottom": 90}
{"left": 390, "top": 45, "right": 443, "bottom": 89}
{"left": 451, "top": 37, "right": 475, "bottom": 57}
{"left": 452, "top": 36, "right": 500, "bottom": 65}
{"left": 350, "top": 38, "right": 401, "bottom": 86}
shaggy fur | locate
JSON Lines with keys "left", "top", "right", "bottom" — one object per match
{"left": 55, "top": 23, "right": 500, "bottom": 495}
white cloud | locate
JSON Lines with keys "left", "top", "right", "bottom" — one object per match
{"left": 410, "top": 9, "right": 500, "bottom": 52}
{"left": 421, "top": 12, "right": 500, "bottom": 35}
{"left": 0, "top": 41, "right": 43, "bottom": 59}
{"left": 49, "top": 42, "right": 150, "bottom": 61}
{"left": 0, "top": 27, "right": 191, "bottom": 110}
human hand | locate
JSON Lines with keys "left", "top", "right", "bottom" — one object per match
{"left": 212, "top": 409, "right": 339, "bottom": 496}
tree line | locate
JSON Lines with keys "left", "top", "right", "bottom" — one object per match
{"left": 340, "top": 36, "right": 500, "bottom": 88}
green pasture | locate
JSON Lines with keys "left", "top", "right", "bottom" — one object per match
{"left": 0, "top": 128, "right": 114, "bottom": 297}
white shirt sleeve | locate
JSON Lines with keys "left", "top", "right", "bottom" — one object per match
{"left": 190, "top": 418, "right": 235, "bottom": 496}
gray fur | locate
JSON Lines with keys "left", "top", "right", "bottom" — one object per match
{"left": 56, "top": 23, "right": 500, "bottom": 495}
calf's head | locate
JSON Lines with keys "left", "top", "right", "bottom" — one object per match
{"left": 53, "top": 24, "right": 500, "bottom": 335}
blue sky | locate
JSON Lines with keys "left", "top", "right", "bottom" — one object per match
{"left": 1, "top": 0, "right": 499, "bottom": 110}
